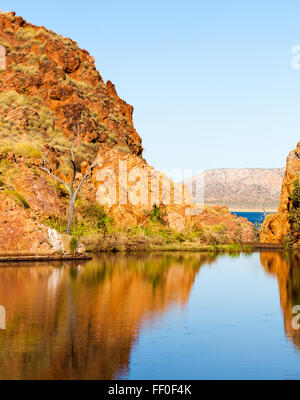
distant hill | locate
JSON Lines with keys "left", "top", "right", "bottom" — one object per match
{"left": 184, "top": 168, "right": 285, "bottom": 211}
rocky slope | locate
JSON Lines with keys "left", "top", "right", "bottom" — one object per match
{"left": 0, "top": 11, "right": 254, "bottom": 255}
{"left": 0, "top": 11, "right": 143, "bottom": 155}
{"left": 185, "top": 168, "right": 285, "bottom": 211}
{"left": 260, "top": 142, "right": 300, "bottom": 245}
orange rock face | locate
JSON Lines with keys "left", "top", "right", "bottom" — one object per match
{"left": 260, "top": 143, "right": 300, "bottom": 244}
{"left": 92, "top": 148, "right": 254, "bottom": 240}
{"left": 0, "top": 192, "right": 65, "bottom": 255}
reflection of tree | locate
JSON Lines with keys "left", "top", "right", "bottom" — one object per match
{"left": 0, "top": 253, "right": 218, "bottom": 380}
{"left": 260, "top": 252, "right": 300, "bottom": 351}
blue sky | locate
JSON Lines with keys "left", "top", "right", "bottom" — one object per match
{"left": 1, "top": 0, "right": 300, "bottom": 172}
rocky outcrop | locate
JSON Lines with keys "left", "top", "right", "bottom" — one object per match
{"left": 92, "top": 148, "right": 254, "bottom": 240}
{"left": 260, "top": 142, "right": 300, "bottom": 244}
{"left": 0, "top": 192, "right": 65, "bottom": 255}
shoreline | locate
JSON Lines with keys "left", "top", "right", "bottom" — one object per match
{"left": 90, "top": 242, "right": 283, "bottom": 253}
{"left": 0, "top": 243, "right": 285, "bottom": 262}
{"left": 0, "top": 254, "right": 92, "bottom": 263}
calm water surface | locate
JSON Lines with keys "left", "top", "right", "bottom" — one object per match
{"left": 0, "top": 252, "right": 300, "bottom": 380}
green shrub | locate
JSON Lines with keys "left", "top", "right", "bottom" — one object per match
{"left": 80, "top": 204, "right": 112, "bottom": 232}
{"left": 149, "top": 204, "right": 167, "bottom": 225}
{"left": 70, "top": 221, "right": 98, "bottom": 238}
{"left": 42, "top": 216, "right": 67, "bottom": 234}
{"left": 69, "top": 237, "right": 79, "bottom": 254}
{"left": 43, "top": 205, "right": 113, "bottom": 238}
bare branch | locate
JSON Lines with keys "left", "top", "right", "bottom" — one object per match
{"left": 74, "top": 161, "right": 96, "bottom": 199}
{"left": 73, "top": 157, "right": 106, "bottom": 198}
{"left": 38, "top": 166, "right": 70, "bottom": 194}
{"left": 69, "top": 160, "right": 76, "bottom": 195}
{"left": 68, "top": 123, "right": 83, "bottom": 193}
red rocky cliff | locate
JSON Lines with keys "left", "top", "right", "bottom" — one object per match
{"left": 0, "top": 11, "right": 143, "bottom": 155}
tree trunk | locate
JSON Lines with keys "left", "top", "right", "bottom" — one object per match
{"left": 66, "top": 195, "right": 76, "bottom": 235}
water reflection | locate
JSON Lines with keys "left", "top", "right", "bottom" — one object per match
{"left": 0, "top": 253, "right": 217, "bottom": 380}
{"left": 1, "top": 252, "right": 300, "bottom": 380}
{"left": 260, "top": 252, "right": 300, "bottom": 352}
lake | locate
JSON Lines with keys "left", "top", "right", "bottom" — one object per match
{"left": 0, "top": 252, "right": 300, "bottom": 380}
{"left": 232, "top": 211, "right": 272, "bottom": 226}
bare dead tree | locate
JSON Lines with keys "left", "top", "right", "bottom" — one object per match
{"left": 39, "top": 124, "right": 101, "bottom": 235}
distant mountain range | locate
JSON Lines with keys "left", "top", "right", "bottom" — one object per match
{"left": 184, "top": 168, "right": 285, "bottom": 211}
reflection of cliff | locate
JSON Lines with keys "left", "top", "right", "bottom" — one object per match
{"left": 260, "top": 252, "right": 300, "bottom": 351}
{"left": 0, "top": 253, "right": 217, "bottom": 380}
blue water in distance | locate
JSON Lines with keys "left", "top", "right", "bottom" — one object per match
{"left": 232, "top": 212, "right": 271, "bottom": 226}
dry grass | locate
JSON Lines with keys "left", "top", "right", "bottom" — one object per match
{"left": 82, "top": 232, "right": 163, "bottom": 252}
{"left": 4, "top": 189, "right": 30, "bottom": 209}
{"left": 81, "top": 232, "right": 252, "bottom": 253}
{"left": 80, "top": 218, "right": 243, "bottom": 253}
{"left": 17, "top": 27, "right": 37, "bottom": 42}
{"left": 13, "top": 64, "right": 39, "bottom": 75}
{"left": 0, "top": 142, "right": 42, "bottom": 158}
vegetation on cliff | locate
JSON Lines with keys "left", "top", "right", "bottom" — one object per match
{"left": 42, "top": 203, "right": 253, "bottom": 252}
{"left": 284, "top": 180, "right": 300, "bottom": 251}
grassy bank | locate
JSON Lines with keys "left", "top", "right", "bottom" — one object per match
{"left": 41, "top": 204, "right": 255, "bottom": 254}
{"left": 80, "top": 230, "right": 253, "bottom": 254}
